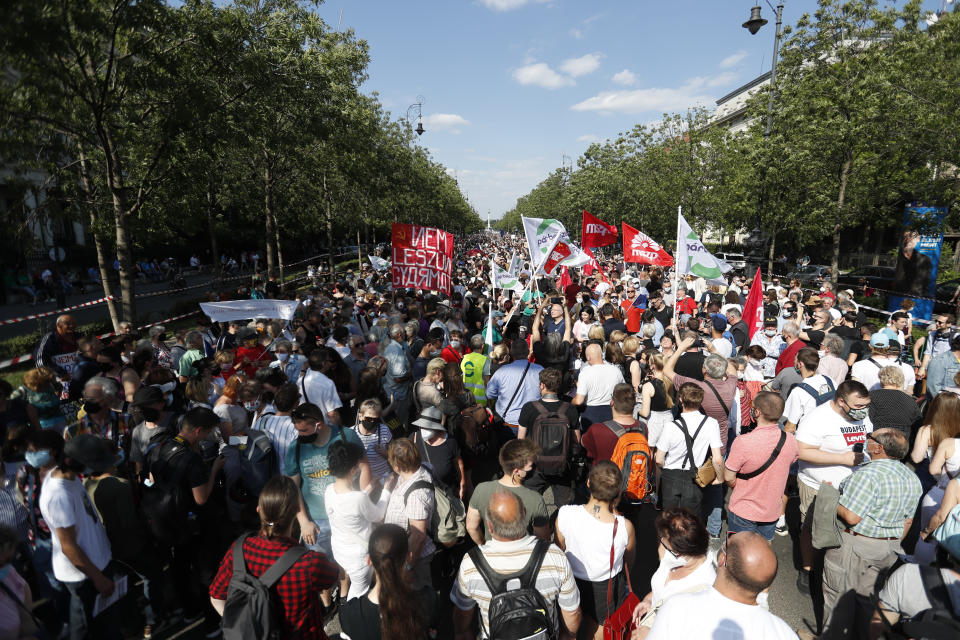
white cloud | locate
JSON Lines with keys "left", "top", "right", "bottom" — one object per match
{"left": 560, "top": 52, "right": 604, "bottom": 78}
{"left": 422, "top": 113, "right": 470, "bottom": 134}
{"left": 479, "top": 0, "right": 549, "bottom": 11}
{"left": 612, "top": 69, "right": 636, "bottom": 86}
{"left": 719, "top": 50, "right": 749, "bottom": 69}
{"left": 513, "top": 63, "right": 574, "bottom": 89}
{"left": 571, "top": 72, "right": 740, "bottom": 115}
{"left": 577, "top": 134, "right": 601, "bottom": 143}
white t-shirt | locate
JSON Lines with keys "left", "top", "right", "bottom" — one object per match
{"left": 656, "top": 412, "right": 722, "bottom": 471}
{"left": 575, "top": 363, "right": 625, "bottom": 406}
{"left": 324, "top": 485, "right": 392, "bottom": 567}
{"left": 649, "top": 554, "right": 717, "bottom": 605}
{"left": 850, "top": 356, "right": 915, "bottom": 391}
{"left": 38, "top": 472, "right": 112, "bottom": 583}
{"left": 299, "top": 370, "right": 343, "bottom": 416}
{"left": 555, "top": 505, "right": 628, "bottom": 582}
{"left": 783, "top": 374, "right": 834, "bottom": 425}
{"left": 796, "top": 401, "right": 872, "bottom": 491}
{"left": 710, "top": 337, "right": 734, "bottom": 358}
{"left": 648, "top": 587, "right": 798, "bottom": 640}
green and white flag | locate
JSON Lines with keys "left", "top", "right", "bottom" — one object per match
{"left": 675, "top": 211, "right": 730, "bottom": 282}
{"left": 507, "top": 250, "right": 520, "bottom": 277}
{"left": 521, "top": 216, "right": 591, "bottom": 272}
{"left": 493, "top": 263, "right": 525, "bottom": 292}
{"left": 369, "top": 255, "right": 390, "bottom": 272}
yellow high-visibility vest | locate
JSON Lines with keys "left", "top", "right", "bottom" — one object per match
{"left": 461, "top": 352, "right": 488, "bottom": 407}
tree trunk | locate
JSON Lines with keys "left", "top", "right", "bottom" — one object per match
{"left": 767, "top": 229, "right": 777, "bottom": 277}
{"left": 273, "top": 209, "right": 284, "bottom": 286}
{"left": 357, "top": 228, "right": 362, "bottom": 271}
{"left": 76, "top": 145, "right": 121, "bottom": 331}
{"left": 263, "top": 154, "right": 277, "bottom": 279}
{"left": 206, "top": 183, "right": 220, "bottom": 285}
{"left": 324, "top": 173, "right": 335, "bottom": 277}
{"left": 831, "top": 157, "right": 853, "bottom": 284}
{"left": 112, "top": 193, "right": 137, "bottom": 322}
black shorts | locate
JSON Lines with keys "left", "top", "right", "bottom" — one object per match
{"left": 575, "top": 570, "right": 628, "bottom": 623}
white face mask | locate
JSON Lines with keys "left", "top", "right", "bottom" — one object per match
{"left": 659, "top": 549, "right": 688, "bottom": 570}
{"left": 420, "top": 428, "right": 442, "bottom": 441}
{"left": 764, "top": 329, "right": 777, "bottom": 337}
{"left": 277, "top": 353, "right": 290, "bottom": 362}
{"left": 748, "top": 359, "right": 763, "bottom": 369}
{"left": 817, "top": 350, "right": 826, "bottom": 358}
{"left": 736, "top": 370, "right": 744, "bottom": 380}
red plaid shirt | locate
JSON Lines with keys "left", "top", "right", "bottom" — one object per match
{"left": 209, "top": 535, "right": 338, "bottom": 639}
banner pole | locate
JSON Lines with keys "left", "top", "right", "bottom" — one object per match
{"left": 673, "top": 206, "right": 682, "bottom": 320}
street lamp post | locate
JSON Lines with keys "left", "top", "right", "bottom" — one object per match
{"left": 743, "top": 2, "right": 784, "bottom": 274}
{"left": 743, "top": 2, "right": 784, "bottom": 138}
{"left": 407, "top": 95, "right": 425, "bottom": 137}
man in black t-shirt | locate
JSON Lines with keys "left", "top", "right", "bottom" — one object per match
{"left": 674, "top": 329, "right": 706, "bottom": 381}
{"left": 600, "top": 303, "right": 627, "bottom": 340}
{"left": 517, "top": 369, "right": 581, "bottom": 496}
{"left": 847, "top": 324, "right": 878, "bottom": 366}
{"left": 147, "top": 407, "right": 225, "bottom": 625}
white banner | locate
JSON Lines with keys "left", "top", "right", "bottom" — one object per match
{"left": 199, "top": 299, "right": 300, "bottom": 322}
{"left": 369, "top": 255, "right": 390, "bottom": 271}
{"left": 675, "top": 212, "right": 731, "bottom": 283}
{"left": 493, "top": 264, "right": 526, "bottom": 292}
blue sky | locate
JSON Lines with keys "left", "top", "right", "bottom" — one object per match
{"left": 315, "top": 0, "right": 941, "bottom": 221}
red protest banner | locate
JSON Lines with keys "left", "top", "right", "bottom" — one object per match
{"left": 391, "top": 223, "right": 454, "bottom": 293}
{"left": 582, "top": 210, "right": 618, "bottom": 249}
{"left": 622, "top": 223, "right": 674, "bottom": 266}
{"left": 741, "top": 267, "right": 765, "bottom": 339}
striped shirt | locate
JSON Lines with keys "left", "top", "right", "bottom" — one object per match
{"left": 254, "top": 414, "right": 297, "bottom": 473}
{"left": 451, "top": 535, "right": 580, "bottom": 634}
{"left": 348, "top": 422, "right": 393, "bottom": 479}
{"left": 839, "top": 458, "right": 922, "bottom": 538}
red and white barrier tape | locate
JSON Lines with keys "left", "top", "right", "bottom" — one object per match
{"left": 0, "top": 296, "right": 116, "bottom": 326}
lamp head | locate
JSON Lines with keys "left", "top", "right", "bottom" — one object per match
{"left": 415, "top": 121, "right": 425, "bottom": 136}
{"left": 743, "top": 6, "right": 767, "bottom": 35}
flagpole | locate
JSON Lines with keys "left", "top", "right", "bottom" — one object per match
{"left": 673, "top": 205, "right": 681, "bottom": 318}
{"left": 487, "top": 257, "right": 495, "bottom": 349}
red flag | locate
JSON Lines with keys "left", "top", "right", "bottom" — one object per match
{"left": 543, "top": 241, "right": 573, "bottom": 275}
{"left": 583, "top": 246, "right": 597, "bottom": 275}
{"left": 622, "top": 223, "right": 674, "bottom": 266}
{"left": 582, "top": 211, "right": 618, "bottom": 249}
{"left": 559, "top": 266, "right": 572, "bottom": 289}
{"left": 741, "top": 267, "right": 765, "bottom": 339}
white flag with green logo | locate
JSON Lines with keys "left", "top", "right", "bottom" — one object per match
{"left": 521, "top": 216, "right": 591, "bottom": 272}
{"left": 368, "top": 255, "right": 390, "bottom": 272}
{"left": 675, "top": 212, "right": 730, "bottom": 281}
{"left": 493, "top": 263, "right": 525, "bottom": 292}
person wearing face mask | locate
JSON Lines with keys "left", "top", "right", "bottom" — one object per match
{"left": 630, "top": 507, "right": 716, "bottom": 636}
{"left": 350, "top": 398, "right": 394, "bottom": 482}
{"left": 286, "top": 402, "right": 370, "bottom": 584}
{"left": 69, "top": 336, "right": 104, "bottom": 402}
{"left": 270, "top": 340, "right": 307, "bottom": 383}
{"left": 148, "top": 325, "right": 173, "bottom": 371}
{"left": 411, "top": 405, "right": 467, "bottom": 499}
{"left": 465, "top": 438, "right": 550, "bottom": 546}
{"left": 67, "top": 376, "right": 130, "bottom": 452}
{"left": 128, "top": 386, "right": 176, "bottom": 479}
{"left": 794, "top": 380, "right": 873, "bottom": 596}
{"left": 440, "top": 329, "right": 465, "bottom": 364}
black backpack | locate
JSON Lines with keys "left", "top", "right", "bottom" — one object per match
{"left": 897, "top": 565, "right": 960, "bottom": 640}
{"left": 528, "top": 401, "right": 572, "bottom": 476}
{"left": 140, "top": 439, "right": 192, "bottom": 546}
{"left": 221, "top": 534, "right": 308, "bottom": 640}
{"left": 468, "top": 539, "right": 557, "bottom": 640}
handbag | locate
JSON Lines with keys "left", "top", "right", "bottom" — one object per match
{"left": 603, "top": 518, "right": 641, "bottom": 640}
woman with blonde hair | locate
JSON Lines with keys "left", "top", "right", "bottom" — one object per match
{"left": 210, "top": 475, "right": 339, "bottom": 637}
{"left": 910, "top": 391, "right": 960, "bottom": 487}
{"left": 15, "top": 367, "right": 65, "bottom": 432}
{"left": 637, "top": 352, "right": 673, "bottom": 447}
{"left": 911, "top": 391, "right": 960, "bottom": 563}
{"left": 622, "top": 336, "right": 644, "bottom": 397}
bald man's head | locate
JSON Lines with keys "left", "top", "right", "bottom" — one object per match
{"left": 585, "top": 343, "right": 603, "bottom": 364}
{"left": 56, "top": 314, "right": 76, "bottom": 335}
{"left": 485, "top": 489, "right": 527, "bottom": 541}
{"left": 721, "top": 532, "right": 778, "bottom": 597}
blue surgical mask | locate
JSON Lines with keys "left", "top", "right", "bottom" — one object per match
{"left": 25, "top": 450, "right": 53, "bottom": 469}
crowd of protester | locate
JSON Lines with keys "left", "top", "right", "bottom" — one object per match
{"left": 0, "top": 231, "right": 959, "bottom": 640}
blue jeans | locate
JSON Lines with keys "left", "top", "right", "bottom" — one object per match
{"left": 61, "top": 567, "right": 122, "bottom": 640}
{"left": 727, "top": 510, "right": 777, "bottom": 541}
{"left": 703, "top": 483, "right": 724, "bottom": 537}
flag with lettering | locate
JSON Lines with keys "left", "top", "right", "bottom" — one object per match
{"left": 493, "top": 263, "right": 525, "bottom": 292}
{"left": 369, "top": 255, "right": 390, "bottom": 271}
{"left": 622, "top": 223, "right": 674, "bottom": 266}
{"left": 675, "top": 211, "right": 729, "bottom": 282}
{"left": 741, "top": 267, "right": 765, "bottom": 339}
{"left": 391, "top": 223, "right": 454, "bottom": 293}
{"left": 582, "top": 210, "right": 618, "bottom": 250}
{"left": 521, "top": 216, "right": 592, "bottom": 270}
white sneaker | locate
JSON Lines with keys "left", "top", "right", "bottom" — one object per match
{"left": 775, "top": 514, "right": 788, "bottom": 536}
